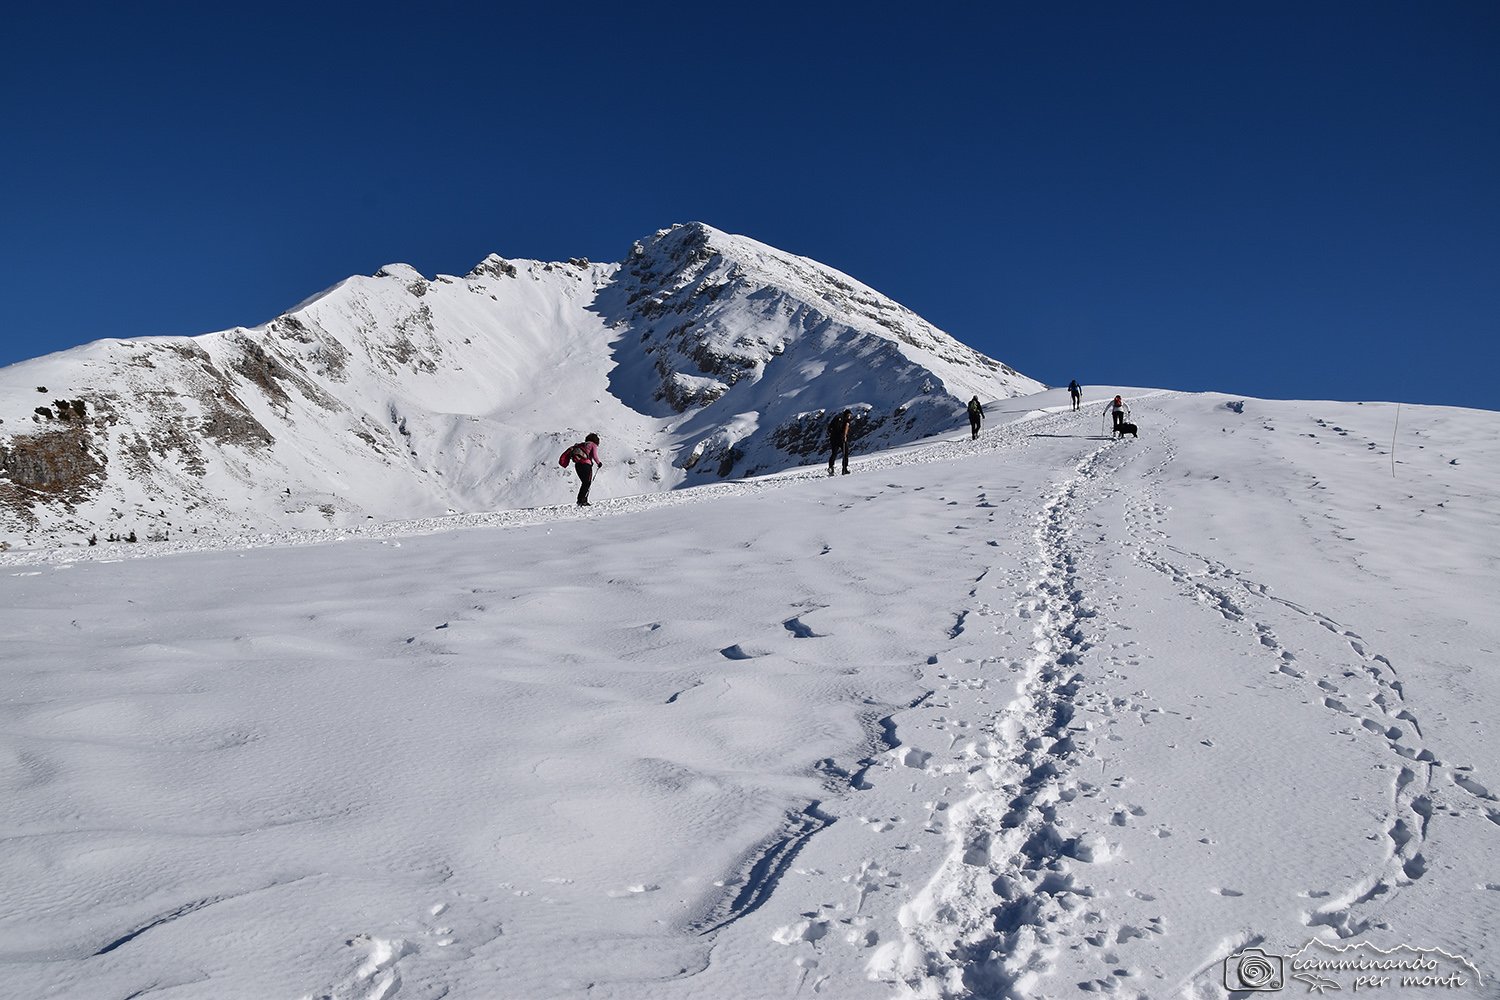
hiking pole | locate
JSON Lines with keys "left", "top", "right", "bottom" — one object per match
{"left": 1391, "top": 403, "right": 1400, "bottom": 478}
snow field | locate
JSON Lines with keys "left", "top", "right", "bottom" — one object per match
{"left": 2, "top": 388, "right": 1497, "bottom": 999}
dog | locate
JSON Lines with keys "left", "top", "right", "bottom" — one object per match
{"left": 1114, "top": 421, "right": 1138, "bottom": 439}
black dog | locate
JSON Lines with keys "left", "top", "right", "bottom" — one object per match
{"left": 1115, "top": 421, "right": 1138, "bottom": 439}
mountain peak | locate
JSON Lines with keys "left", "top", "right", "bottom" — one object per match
{"left": 467, "top": 254, "right": 519, "bottom": 280}
{"left": 373, "top": 263, "right": 426, "bottom": 282}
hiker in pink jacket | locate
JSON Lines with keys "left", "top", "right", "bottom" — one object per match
{"left": 559, "top": 433, "right": 604, "bottom": 506}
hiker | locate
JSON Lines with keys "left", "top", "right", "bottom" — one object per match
{"left": 828, "top": 408, "right": 852, "bottom": 476}
{"left": 1068, "top": 380, "right": 1082, "bottom": 411}
{"left": 1105, "top": 394, "right": 1126, "bottom": 431}
{"left": 559, "top": 432, "right": 604, "bottom": 506}
{"left": 967, "top": 396, "right": 984, "bottom": 440}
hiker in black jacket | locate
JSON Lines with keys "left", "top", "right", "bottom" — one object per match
{"left": 967, "top": 396, "right": 984, "bottom": 440}
{"left": 828, "top": 409, "right": 852, "bottom": 476}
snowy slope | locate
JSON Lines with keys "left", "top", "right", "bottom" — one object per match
{"left": 0, "top": 224, "right": 1042, "bottom": 549}
{"left": 2, "top": 388, "right": 1496, "bottom": 1000}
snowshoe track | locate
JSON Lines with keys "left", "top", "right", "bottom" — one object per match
{"left": 885, "top": 441, "right": 1123, "bottom": 998}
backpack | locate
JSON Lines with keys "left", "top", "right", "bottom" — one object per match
{"left": 968, "top": 399, "right": 982, "bottom": 417}
{"left": 559, "top": 443, "right": 589, "bottom": 467}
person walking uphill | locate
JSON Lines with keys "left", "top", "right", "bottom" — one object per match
{"left": 1069, "top": 380, "right": 1082, "bottom": 411}
{"left": 828, "top": 408, "right": 853, "bottom": 476}
{"left": 1105, "top": 394, "right": 1126, "bottom": 431}
{"left": 967, "top": 396, "right": 984, "bottom": 440}
{"left": 559, "top": 433, "right": 604, "bottom": 506}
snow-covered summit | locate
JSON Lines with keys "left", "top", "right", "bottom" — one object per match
{"left": 611, "top": 222, "right": 1031, "bottom": 405}
{"left": 0, "top": 224, "right": 1041, "bottom": 549}
{"left": 598, "top": 222, "right": 1040, "bottom": 476}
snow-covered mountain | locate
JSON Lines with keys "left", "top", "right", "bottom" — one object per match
{"left": 0, "top": 223, "right": 1041, "bottom": 548}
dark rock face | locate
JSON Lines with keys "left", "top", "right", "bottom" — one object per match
{"left": 0, "top": 421, "right": 104, "bottom": 497}
{"left": 226, "top": 334, "right": 341, "bottom": 411}
{"left": 768, "top": 407, "right": 887, "bottom": 459}
{"left": 771, "top": 410, "right": 838, "bottom": 458}
{"left": 468, "top": 256, "right": 518, "bottom": 280}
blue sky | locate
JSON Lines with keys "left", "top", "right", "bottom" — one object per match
{"left": 2, "top": 3, "right": 1495, "bottom": 409}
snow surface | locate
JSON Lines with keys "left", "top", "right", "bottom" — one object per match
{"left": 2, "top": 388, "right": 1497, "bottom": 999}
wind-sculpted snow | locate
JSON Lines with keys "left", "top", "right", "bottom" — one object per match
{"left": 2, "top": 388, "right": 1497, "bottom": 1000}
{"left": 0, "top": 222, "right": 1040, "bottom": 549}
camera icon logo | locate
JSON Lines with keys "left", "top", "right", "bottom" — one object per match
{"left": 1224, "top": 947, "right": 1285, "bottom": 992}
